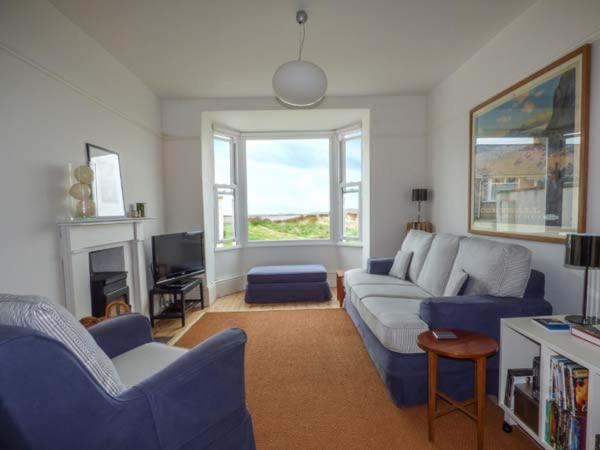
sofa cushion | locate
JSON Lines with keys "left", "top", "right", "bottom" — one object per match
{"left": 351, "top": 283, "right": 432, "bottom": 302}
{"left": 112, "top": 342, "right": 187, "bottom": 387}
{"left": 358, "top": 297, "right": 427, "bottom": 353}
{"left": 345, "top": 269, "right": 414, "bottom": 290}
{"left": 400, "top": 230, "right": 434, "bottom": 282}
{"left": 443, "top": 269, "right": 469, "bottom": 297}
{"left": 246, "top": 264, "right": 327, "bottom": 284}
{"left": 416, "top": 233, "right": 462, "bottom": 296}
{"left": 0, "top": 294, "right": 125, "bottom": 396}
{"left": 389, "top": 250, "right": 413, "bottom": 280}
{"left": 448, "top": 237, "right": 532, "bottom": 297}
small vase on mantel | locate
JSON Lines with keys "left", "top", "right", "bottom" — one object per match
{"left": 68, "top": 163, "right": 96, "bottom": 219}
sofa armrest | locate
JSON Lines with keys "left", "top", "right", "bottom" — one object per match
{"left": 419, "top": 295, "right": 553, "bottom": 340}
{"left": 367, "top": 257, "right": 395, "bottom": 275}
{"left": 88, "top": 313, "right": 153, "bottom": 358}
{"left": 136, "top": 328, "right": 250, "bottom": 450}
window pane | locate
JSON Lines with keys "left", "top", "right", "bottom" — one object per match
{"left": 343, "top": 189, "right": 359, "bottom": 239}
{"left": 214, "top": 138, "right": 232, "bottom": 185}
{"left": 246, "top": 139, "right": 330, "bottom": 241}
{"left": 344, "top": 138, "right": 361, "bottom": 183}
{"left": 217, "top": 189, "right": 235, "bottom": 243}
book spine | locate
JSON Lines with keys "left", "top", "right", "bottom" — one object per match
{"left": 571, "top": 328, "right": 600, "bottom": 347}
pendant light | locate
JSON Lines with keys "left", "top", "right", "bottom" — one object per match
{"left": 272, "top": 10, "right": 327, "bottom": 107}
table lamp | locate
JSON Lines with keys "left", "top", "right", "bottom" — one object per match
{"left": 564, "top": 234, "right": 600, "bottom": 325}
{"left": 412, "top": 189, "right": 428, "bottom": 223}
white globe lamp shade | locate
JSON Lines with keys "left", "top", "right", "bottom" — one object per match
{"left": 272, "top": 60, "right": 327, "bottom": 107}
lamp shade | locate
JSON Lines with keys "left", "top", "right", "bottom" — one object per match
{"left": 565, "top": 234, "right": 600, "bottom": 268}
{"left": 272, "top": 60, "right": 327, "bottom": 107}
{"left": 412, "top": 188, "right": 428, "bottom": 202}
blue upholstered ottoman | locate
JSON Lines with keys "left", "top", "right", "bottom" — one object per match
{"left": 244, "top": 265, "right": 332, "bottom": 303}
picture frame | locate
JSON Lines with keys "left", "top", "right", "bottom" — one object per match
{"left": 86, "top": 143, "right": 126, "bottom": 218}
{"left": 469, "top": 45, "right": 590, "bottom": 243}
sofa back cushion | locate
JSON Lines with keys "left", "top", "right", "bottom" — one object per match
{"left": 400, "top": 230, "right": 434, "bottom": 282}
{"left": 447, "top": 238, "right": 532, "bottom": 297}
{"left": 0, "top": 294, "right": 125, "bottom": 396}
{"left": 416, "top": 233, "right": 463, "bottom": 296}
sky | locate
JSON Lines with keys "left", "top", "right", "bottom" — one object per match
{"left": 475, "top": 69, "right": 565, "bottom": 138}
{"left": 215, "top": 138, "right": 361, "bottom": 216}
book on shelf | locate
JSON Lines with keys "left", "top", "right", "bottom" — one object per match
{"left": 533, "top": 318, "right": 571, "bottom": 332}
{"left": 571, "top": 324, "right": 600, "bottom": 348}
{"left": 545, "top": 355, "right": 588, "bottom": 450}
{"left": 504, "top": 368, "right": 533, "bottom": 410}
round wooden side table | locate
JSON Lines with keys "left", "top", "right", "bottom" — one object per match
{"left": 417, "top": 330, "right": 498, "bottom": 450}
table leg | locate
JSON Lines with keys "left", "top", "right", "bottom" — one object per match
{"left": 149, "top": 291, "right": 155, "bottom": 328}
{"left": 179, "top": 292, "right": 186, "bottom": 327}
{"left": 427, "top": 351, "right": 438, "bottom": 442}
{"left": 476, "top": 356, "right": 487, "bottom": 450}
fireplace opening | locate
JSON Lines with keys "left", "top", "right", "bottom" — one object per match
{"left": 89, "top": 247, "right": 129, "bottom": 317}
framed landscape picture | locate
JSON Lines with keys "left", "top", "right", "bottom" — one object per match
{"left": 469, "top": 45, "right": 590, "bottom": 243}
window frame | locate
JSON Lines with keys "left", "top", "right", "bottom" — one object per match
{"left": 211, "top": 126, "right": 363, "bottom": 248}
{"left": 338, "top": 128, "right": 362, "bottom": 243}
{"left": 213, "top": 131, "right": 240, "bottom": 249}
{"left": 242, "top": 132, "right": 335, "bottom": 246}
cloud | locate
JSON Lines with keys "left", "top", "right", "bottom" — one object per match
{"left": 534, "top": 90, "right": 544, "bottom": 97}
{"left": 513, "top": 92, "right": 529, "bottom": 104}
{"left": 496, "top": 115, "right": 512, "bottom": 124}
{"left": 522, "top": 101, "right": 536, "bottom": 113}
{"left": 525, "top": 110, "right": 552, "bottom": 128}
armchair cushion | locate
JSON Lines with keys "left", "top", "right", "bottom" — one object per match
{"left": 112, "top": 342, "right": 187, "bottom": 387}
{"left": 0, "top": 294, "right": 125, "bottom": 396}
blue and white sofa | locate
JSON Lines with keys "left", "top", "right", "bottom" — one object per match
{"left": 344, "top": 230, "right": 552, "bottom": 406}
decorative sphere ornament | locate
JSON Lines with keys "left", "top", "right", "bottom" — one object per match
{"left": 74, "top": 165, "right": 94, "bottom": 184}
{"left": 76, "top": 200, "right": 96, "bottom": 218}
{"left": 273, "top": 60, "right": 327, "bottom": 107}
{"left": 68, "top": 183, "right": 91, "bottom": 201}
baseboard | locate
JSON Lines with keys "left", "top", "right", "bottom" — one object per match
{"left": 215, "top": 276, "right": 246, "bottom": 298}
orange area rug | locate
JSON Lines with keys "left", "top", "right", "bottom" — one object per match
{"left": 176, "top": 309, "right": 536, "bottom": 450}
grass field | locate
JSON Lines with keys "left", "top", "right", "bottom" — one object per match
{"left": 220, "top": 213, "right": 358, "bottom": 244}
{"left": 249, "top": 215, "right": 330, "bottom": 241}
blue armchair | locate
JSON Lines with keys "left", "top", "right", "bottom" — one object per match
{"left": 0, "top": 313, "right": 256, "bottom": 450}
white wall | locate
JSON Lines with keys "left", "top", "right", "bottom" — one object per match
{"left": 162, "top": 96, "right": 428, "bottom": 297}
{"left": 0, "top": 0, "right": 164, "bottom": 305}
{"left": 427, "top": 0, "right": 600, "bottom": 314}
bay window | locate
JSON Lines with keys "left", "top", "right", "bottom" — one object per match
{"left": 212, "top": 126, "right": 362, "bottom": 247}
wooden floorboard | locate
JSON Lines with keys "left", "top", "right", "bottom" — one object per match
{"left": 152, "top": 288, "right": 340, "bottom": 344}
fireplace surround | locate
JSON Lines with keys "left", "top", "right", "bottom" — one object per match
{"left": 58, "top": 218, "right": 151, "bottom": 318}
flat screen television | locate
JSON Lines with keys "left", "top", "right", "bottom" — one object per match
{"left": 151, "top": 231, "right": 205, "bottom": 285}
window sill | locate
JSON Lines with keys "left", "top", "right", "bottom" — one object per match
{"left": 337, "top": 241, "right": 363, "bottom": 248}
{"left": 214, "top": 241, "right": 363, "bottom": 250}
{"left": 215, "top": 245, "right": 242, "bottom": 253}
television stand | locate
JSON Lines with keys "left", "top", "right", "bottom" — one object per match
{"left": 149, "top": 277, "right": 204, "bottom": 328}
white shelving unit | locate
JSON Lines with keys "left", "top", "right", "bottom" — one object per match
{"left": 500, "top": 316, "right": 600, "bottom": 450}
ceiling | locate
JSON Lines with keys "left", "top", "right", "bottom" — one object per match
{"left": 49, "top": 0, "right": 534, "bottom": 99}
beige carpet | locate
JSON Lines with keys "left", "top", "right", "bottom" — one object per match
{"left": 176, "top": 309, "right": 537, "bottom": 450}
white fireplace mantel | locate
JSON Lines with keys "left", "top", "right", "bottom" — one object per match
{"left": 58, "top": 218, "right": 152, "bottom": 318}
